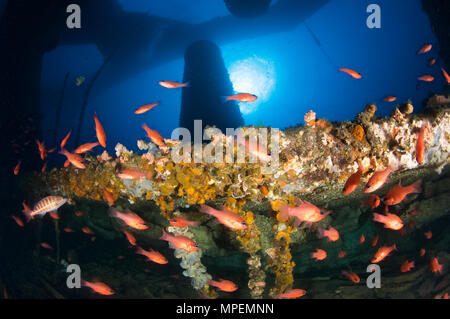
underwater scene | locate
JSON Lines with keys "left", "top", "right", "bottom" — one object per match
{"left": 1, "top": 0, "right": 450, "bottom": 305}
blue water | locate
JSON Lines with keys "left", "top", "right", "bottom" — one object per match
{"left": 40, "top": 0, "right": 444, "bottom": 157}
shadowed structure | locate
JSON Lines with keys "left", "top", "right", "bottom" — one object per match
{"left": 180, "top": 40, "right": 244, "bottom": 134}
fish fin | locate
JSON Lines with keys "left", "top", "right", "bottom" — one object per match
{"left": 410, "top": 179, "right": 422, "bottom": 193}
{"left": 294, "top": 197, "right": 304, "bottom": 206}
{"left": 199, "top": 204, "right": 213, "bottom": 216}
{"left": 23, "top": 210, "right": 33, "bottom": 222}
{"left": 108, "top": 207, "right": 118, "bottom": 218}
{"left": 278, "top": 203, "right": 290, "bottom": 222}
{"left": 183, "top": 82, "right": 190, "bottom": 88}
{"left": 219, "top": 96, "right": 230, "bottom": 104}
{"left": 293, "top": 218, "right": 302, "bottom": 228}
{"left": 159, "top": 229, "right": 168, "bottom": 241}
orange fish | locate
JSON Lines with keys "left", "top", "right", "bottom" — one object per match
{"left": 63, "top": 160, "right": 70, "bottom": 168}
{"left": 225, "top": 93, "right": 257, "bottom": 102}
{"left": 23, "top": 196, "right": 68, "bottom": 221}
{"left": 371, "top": 244, "right": 396, "bottom": 263}
{"left": 91, "top": 236, "right": 96, "bottom": 242}
{"left": 158, "top": 80, "right": 188, "bottom": 89}
{"left": 36, "top": 140, "right": 47, "bottom": 160}
{"left": 361, "top": 194, "right": 380, "bottom": 209}
{"left": 359, "top": 234, "right": 365, "bottom": 244}
{"left": 103, "top": 188, "right": 115, "bottom": 206}
{"left": 400, "top": 260, "right": 415, "bottom": 273}
{"left": 59, "top": 149, "right": 86, "bottom": 169}
{"left": 409, "top": 210, "right": 420, "bottom": 217}
{"left": 428, "top": 58, "right": 436, "bottom": 66}
{"left": 13, "top": 160, "right": 21, "bottom": 175}
{"left": 418, "top": 75, "right": 434, "bottom": 82}
{"left": 109, "top": 207, "right": 148, "bottom": 230}
{"left": 12, "top": 215, "right": 24, "bottom": 227}
{"left": 441, "top": 67, "right": 450, "bottom": 84}
{"left": 64, "top": 228, "right": 75, "bottom": 233}
{"left": 364, "top": 166, "right": 393, "bottom": 193}
{"left": 311, "top": 248, "right": 327, "bottom": 261}
{"left": 420, "top": 248, "right": 426, "bottom": 257}
{"left": 81, "top": 280, "right": 114, "bottom": 295}
{"left": 429, "top": 257, "right": 443, "bottom": 275}
{"left": 123, "top": 229, "right": 136, "bottom": 246}
{"left": 338, "top": 250, "right": 347, "bottom": 258}
{"left": 371, "top": 234, "right": 379, "bottom": 247}
{"left": 117, "top": 168, "right": 148, "bottom": 180}
{"left": 342, "top": 160, "right": 364, "bottom": 194}
{"left": 199, "top": 204, "right": 248, "bottom": 230}
{"left": 169, "top": 216, "right": 199, "bottom": 228}
{"left": 208, "top": 279, "right": 237, "bottom": 292}
{"left": 41, "top": 162, "right": 47, "bottom": 173}
{"left": 82, "top": 227, "right": 94, "bottom": 235}
{"left": 342, "top": 271, "right": 360, "bottom": 283}
{"left": 318, "top": 226, "right": 339, "bottom": 242}
{"left": 383, "top": 180, "right": 422, "bottom": 206}
{"left": 93, "top": 113, "right": 106, "bottom": 148}
{"left": 383, "top": 96, "right": 397, "bottom": 102}
{"left": 235, "top": 134, "right": 272, "bottom": 162}
{"left": 134, "top": 102, "right": 159, "bottom": 114}
{"left": 60, "top": 130, "right": 71, "bottom": 149}
{"left": 339, "top": 68, "right": 362, "bottom": 79}
{"left": 49, "top": 211, "right": 60, "bottom": 220}
{"left": 373, "top": 212, "right": 403, "bottom": 230}
{"left": 75, "top": 210, "right": 84, "bottom": 217}
{"left": 278, "top": 198, "right": 329, "bottom": 226}
{"left": 416, "top": 124, "right": 428, "bottom": 164}
{"left": 417, "top": 44, "right": 432, "bottom": 54}
{"left": 408, "top": 220, "right": 415, "bottom": 229}
{"left": 74, "top": 142, "right": 99, "bottom": 154}
{"left": 136, "top": 246, "right": 168, "bottom": 264}
{"left": 141, "top": 123, "right": 166, "bottom": 148}
{"left": 160, "top": 230, "right": 199, "bottom": 252}
{"left": 424, "top": 231, "right": 432, "bottom": 239}
{"left": 40, "top": 242, "right": 53, "bottom": 249}
{"left": 275, "top": 289, "right": 307, "bottom": 299}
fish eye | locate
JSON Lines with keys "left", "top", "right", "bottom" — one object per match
{"left": 242, "top": 221, "right": 248, "bottom": 226}
{"left": 194, "top": 244, "right": 199, "bottom": 248}
{"left": 365, "top": 184, "right": 371, "bottom": 189}
{"left": 320, "top": 211, "right": 324, "bottom": 215}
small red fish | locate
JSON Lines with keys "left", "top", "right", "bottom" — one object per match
{"left": 416, "top": 124, "right": 427, "bottom": 164}
{"left": 371, "top": 234, "right": 379, "bottom": 247}
{"left": 136, "top": 246, "right": 168, "bottom": 264}
{"left": 64, "top": 228, "right": 75, "bottom": 233}
{"left": 371, "top": 244, "right": 396, "bottom": 263}
{"left": 359, "top": 234, "right": 365, "bottom": 244}
{"left": 169, "top": 216, "right": 199, "bottom": 228}
{"left": 278, "top": 198, "right": 329, "bottom": 226}
{"left": 429, "top": 257, "right": 443, "bottom": 275}
{"left": 383, "top": 96, "right": 397, "bottom": 102}
{"left": 417, "top": 44, "right": 432, "bottom": 54}
{"left": 225, "top": 93, "right": 257, "bottom": 102}
{"left": 342, "top": 160, "right": 364, "bottom": 195}
{"left": 75, "top": 210, "right": 84, "bottom": 217}
{"left": 12, "top": 215, "right": 24, "bottom": 227}
{"left": 60, "top": 130, "right": 71, "bottom": 149}
{"left": 82, "top": 227, "right": 94, "bottom": 235}
{"left": 41, "top": 162, "right": 47, "bottom": 173}
{"left": 74, "top": 142, "right": 99, "bottom": 154}
{"left": 339, "top": 68, "right": 362, "bottom": 79}
{"left": 103, "top": 188, "right": 115, "bottom": 206}
{"left": 420, "top": 248, "right": 426, "bottom": 257}
{"left": 134, "top": 102, "right": 159, "bottom": 114}
{"left": 199, "top": 204, "right": 248, "bottom": 230}
{"left": 364, "top": 166, "right": 393, "bottom": 193}
{"left": 142, "top": 123, "right": 166, "bottom": 148}
{"left": 424, "top": 230, "right": 432, "bottom": 239}
{"left": 441, "top": 67, "right": 450, "bottom": 85}
{"left": 23, "top": 196, "right": 68, "bottom": 221}
{"left": 122, "top": 229, "right": 136, "bottom": 246}
{"left": 373, "top": 212, "right": 403, "bottom": 230}
{"left": 160, "top": 230, "right": 199, "bottom": 252}
{"left": 400, "top": 260, "right": 415, "bottom": 273}
{"left": 36, "top": 140, "right": 47, "bottom": 160}
{"left": 93, "top": 113, "right": 107, "bottom": 148}
{"left": 342, "top": 271, "right": 360, "bottom": 283}
{"left": 40, "top": 242, "right": 53, "bottom": 249}
{"left": 383, "top": 180, "right": 422, "bottom": 206}
{"left": 409, "top": 210, "right": 420, "bottom": 217}
{"left": 337, "top": 250, "right": 347, "bottom": 258}
{"left": 428, "top": 58, "right": 436, "bottom": 66}
{"left": 13, "top": 160, "right": 21, "bottom": 175}
{"left": 318, "top": 226, "right": 339, "bottom": 242}
{"left": 275, "top": 289, "right": 307, "bottom": 299}
{"left": 408, "top": 220, "right": 415, "bottom": 229}
{"left": 109, "top": 207, "right": 148, "bottom": 230}
{"left": 59, "top": 149, "right": 86, "bottom": 169}
{"left": 311, "top": 248, "right": 327, "bottom": 261}
{"left": 49, "top": 211, "right": 60, "bottom": 220}
{"left": 81, "top": 280, "right": 114, "bottom": 295}
{"left": 158, "top": 80, "right": 188, "bottom": 89}
{"left": 209, "top": 279, "right": 237, "bottom": 292}
{"left": 117, "top": 169, "right": 148, "bottom": 180}
{"left": 418, "top": 75, "right": 434, "bottom": 82}
{"left": 361, "top": 194, "right": 381, "bottom": 209}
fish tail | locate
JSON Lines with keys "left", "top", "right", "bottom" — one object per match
{"left": 23, "top": 210, "right": 33, "bottom": 222}
{"left": 278, "top": 203, "right": 290, "bottom": 222}
{"left": 318, "top": 228, "right": 326, "bottom": 238}
{"left": 159, "top": 229, "right": 169, "bottom": 241}
{"left": 372, "top": 213, "right": 384, "bottom": 224}
{"left": 190, "top": 221, "right": 200, "bottom": 227}
{"left": 409, "top": 179, "right": 422, "bottom": 194}
{"left": 183, "top": 82, "right": 190, "bottom": 88}
{"left": 199, "top": 204, "right": 215, "bottom": 217}
{"left": 219, "top": 96, "right": 229, "bottom": 104}
{"left": 108, "top": 207, "right": 119, "bottom": 218}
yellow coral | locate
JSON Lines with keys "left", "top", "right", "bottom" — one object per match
{"left": 353, "top": 124, "right": 365, "bottom": 142}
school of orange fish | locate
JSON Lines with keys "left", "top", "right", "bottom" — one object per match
{"left": 9, "top": 43, "right": 449, "bottom": 299}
